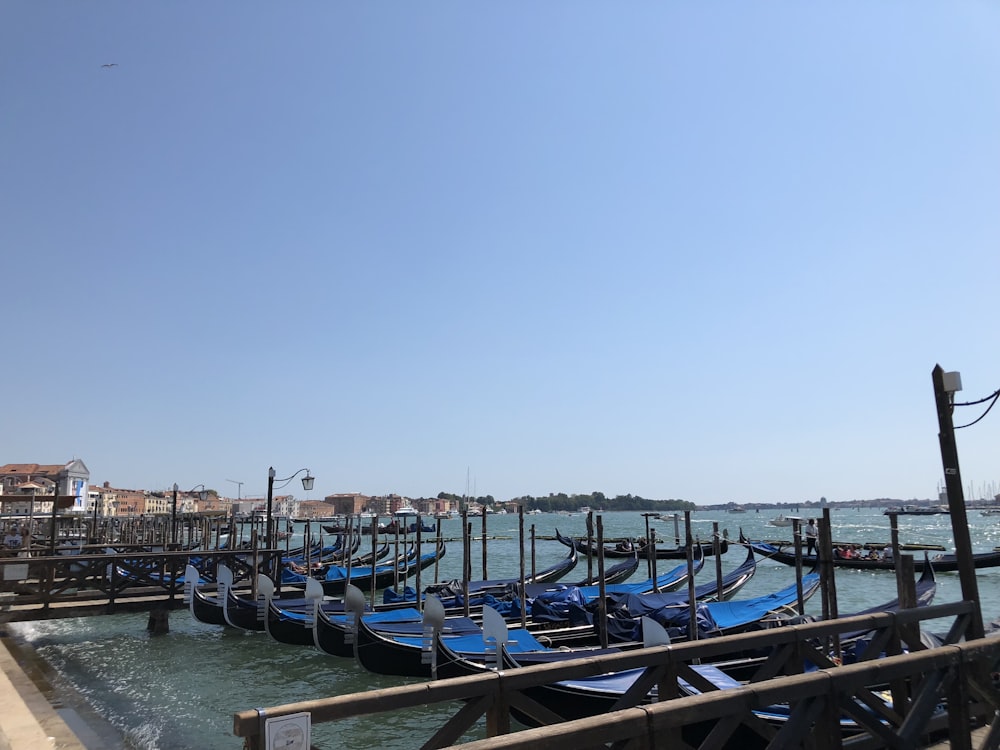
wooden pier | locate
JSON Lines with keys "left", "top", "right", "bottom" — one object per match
{"left": 233, "top": 601, "right": 1000, "bottom": 749}
{"left": 0, "top": 548, "right": 284, "bottom": 622}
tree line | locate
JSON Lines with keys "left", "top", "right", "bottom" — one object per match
{"left": 433, "top": 491, "right": 695, "bottom": 513}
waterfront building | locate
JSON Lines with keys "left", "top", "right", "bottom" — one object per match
{"left": 0, "top": 459, "right": 90, "bottom": 515}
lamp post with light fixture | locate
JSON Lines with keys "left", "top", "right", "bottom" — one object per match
{"left": 172, "top": 484, "right": 208, "bottom": 548}
{"left": 265, "top": 467, "right": 314, "bottom": 550}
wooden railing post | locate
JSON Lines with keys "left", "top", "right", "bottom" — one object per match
{"left": 485, "top": 678, "right": 510, "bottom": 736}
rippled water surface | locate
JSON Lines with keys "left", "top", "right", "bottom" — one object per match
{"left": 10, "top": 508, "right": 1000, "bottom": 749}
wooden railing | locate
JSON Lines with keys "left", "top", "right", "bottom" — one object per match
{"left": 0, "top": 548, "right": 285, "bottom": 620}
{"left": 233, "top": 601, "right": 1000, "bottom": 749}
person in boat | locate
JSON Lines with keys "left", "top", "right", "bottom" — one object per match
{"left": 616, "top": 538, "right": 634, "bottom": 552}
{"left": 882, "top": 545, "right": 893, "bottom": 562}
{"left": 3, "top": 527, "right": 22, "bottom": 549}
{"left": 804, "top": 519, "right": 819, "bottom": 555}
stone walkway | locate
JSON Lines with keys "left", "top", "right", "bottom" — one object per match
{"left": 0, "top": 634, "right": 87, "bottom": 750}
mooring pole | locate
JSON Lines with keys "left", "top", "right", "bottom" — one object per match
{"left": 820, "top": 508, "right": 839, "bottom": 660}
{"left": 713, "top": 521, "right": 723, "bottom": 596}
{"left": 518, "top": 505, "right": 526, "bottom": 629}
{"left": 586, "top": 511, "right": 594, "bottom": 583}
{"left": 530, "top": 523, "right": 536, "bottom": 579}
{"left": 792, "top": 518, "right": 804, "bottom": 615}
{"left": 597, "top": 516, "right": 608, "bottom": 649}
{"left": 932, "top": 364, "right": 984, "bottom": 640}
{"left": 685, "top": 511, "right": 697, "bottom": 641}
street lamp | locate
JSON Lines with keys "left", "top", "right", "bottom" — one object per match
{"left": 172, "top": 483, "right": 208, "bottom": 548}
{"left": 266, "top": 467, "right": 314, "bottom": 549}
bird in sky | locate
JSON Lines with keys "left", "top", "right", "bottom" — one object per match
{"left": 100, "top": 63, "right": 118, "bottom": 69}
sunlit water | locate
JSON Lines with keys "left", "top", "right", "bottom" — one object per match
{"left": 9, "top": 509, "right": 1000, "bottom": 749}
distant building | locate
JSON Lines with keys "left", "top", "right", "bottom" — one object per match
{"left": 298, "top": 500, "right": 335, "bottom": 519}
{"left": 324, "top": 493, "right": 372, "bottom": 515}
{"left": 0, "top": 459, "right": 90, "bottom": 515}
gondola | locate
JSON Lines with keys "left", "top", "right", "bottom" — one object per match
{"left": 523, "top": 543, "right": 705, "bottom": 605}
{"left": 738, "top": 531, "right": 1000, "bottom": 571}
{"left": 556, "top": 528, "right": 728, "bottom": 559}
{"left": 260, "top": 575, "right": 348, "bottom": 646}
{"left": 412, "top": 546, "right": 578, "bottom": 602}
{"left": 529, "top": 546, "right": 757, "bottom": 641}
{"left": 314, "top": 605, "right": 424, "bottom": 658}
{"left": 354, "top": 600, "right": 567, "bottom": 678}
{"left": 316, "top": 541, "right": 446, "bottom": 596}
{"left": 565, "top": 550, "right": 640, "bottom": 587}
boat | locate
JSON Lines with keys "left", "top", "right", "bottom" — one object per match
{"left": 354, "top": 603, "right": 549, "bottom": 677}
{"left": 535, "top": 545, "right": 706, "bottom": 601}
{"left": 397, "top": 546, "right": 579, "bottom": 602}
{"left": 738, "top": 531, "right": 1000, "bottom": 571}
{"left": 883, "top": 505, "right": 950, "bottom": 516}
{"left": 564, "top": 551, "right": 640, "bottom": 587}
{"left": 316, "top": 541, "right": 447, "bottom": 596}
{"left": 555, "top": 528, "right": 727, "bottom": 559}
{"left": 768, "top": 514, "right": 798, "bottom": 528}
{"left": 532, "top": 547, "right": 757, "bottom": 641}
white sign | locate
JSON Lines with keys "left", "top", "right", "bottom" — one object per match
{"left": 3, "top": 564, "right": 28, "bottom": 581}
{"left": 264, "top": 712, "right": 310, "bottom": 750}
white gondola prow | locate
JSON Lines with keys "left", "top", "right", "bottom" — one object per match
{"left": 421, "top": 595, "right": 446, "bottom": 676}
{"left": 344, "top": 584, "right": 366, "bottom": 656}
{"left": 481, "top": 605, "right": 509, "bottom": 670}
{"left": 305, "top": 575, "right": 324, "bottom": 629}
{"left": 642, "top": 615, "right": 671, "bottom": 648}
{"left": 257, "top": 574, "right": 274, "bottom": 601}
{"left": 305, "top": 575, "right": 324, "bottom": 601}
{"left": 217, "top": 565, "right": 238, "bottom": 630}
{"left": 183, "top": 564, "right": 199, "bottom": 604}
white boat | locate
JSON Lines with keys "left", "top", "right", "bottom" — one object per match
{"left": 394, "top": 506, "right": 419, "bottom": 517}
{"left": 769, "top": 514, "right": 798, "bottom": 527}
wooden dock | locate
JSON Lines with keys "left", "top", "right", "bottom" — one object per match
{"left": 233, "top": 601, "right": 1000, "bottom": 749}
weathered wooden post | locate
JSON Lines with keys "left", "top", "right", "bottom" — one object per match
{"left": 713, "top": 521, "right": 723, "bottom": 596}
{"left": 518, "top": 505, "right": 527, "bottom": 630}
{"left": 481, "top": 506, "right": 488, "bottom": 581}
{"left": 644, "top": 514, "right": 653, "bottom": 578}
{"left": 650, "top": 526, "right": 658, "bottom": 593}
{"left": 434, "top": 516, "right": 442, "bottom": 584}
{"left": 792, "top": 518, "right": 804, "bottom": 615}
{"left": 530, "top": 523, "right": 536, "bottom": 579}
{"left": 685, "top": 511, "right": 697, "bottom": 641}
{"left": 147, "top": 607, "right": 169, "bottom": 635}
{"left": 462, "top": 517, "right": 471, "bottom": 619}
{"left": 414, "top": 514, "right": 422, "bottom": 612}
{"left": 597, "top": 515, "right": 608, "bottom": 649}
{"left": 932, "top": 364, "right": 984, "bottom": 640}
{"left": 820, "top": 508, "right": 839, "bottom": 659}
{"left": 585, "top": 511, "right": 595, "bottom": 583}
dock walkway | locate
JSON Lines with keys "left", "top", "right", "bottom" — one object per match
{"left": 0, "top": 634, "right": 87, "bottom": 750}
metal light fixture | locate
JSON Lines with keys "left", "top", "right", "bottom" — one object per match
{"left": 265, "top": 467, "right": 315, "bottom": 550}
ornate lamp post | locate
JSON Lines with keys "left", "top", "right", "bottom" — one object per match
{"left": 172, "top": 484, "right": 208, "bottom": 548}
{"left": 266, "top": 467, "right": 314, "bottom": 549}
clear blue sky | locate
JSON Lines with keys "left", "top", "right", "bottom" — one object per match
{"left": 3, "top": 3, "right": 999, "bottom": 505}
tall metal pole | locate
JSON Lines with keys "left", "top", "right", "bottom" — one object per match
{"left": 932, "top": 365, "right": 984, "bottom": 640}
